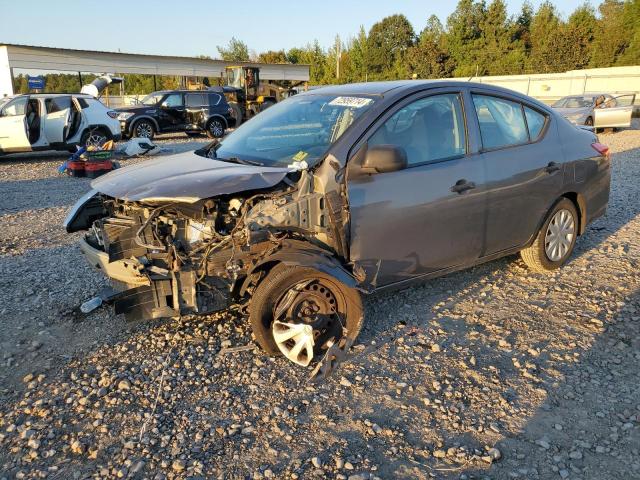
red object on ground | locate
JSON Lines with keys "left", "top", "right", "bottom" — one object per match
{"left": 85, "top": 160, "right": 114, "bottom": 178}
{"left": 67, "top": 160, "right": 86, "bottom": 177}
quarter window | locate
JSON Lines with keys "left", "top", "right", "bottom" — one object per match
{"left": 473, "top": 95, "right": 528, "bottom": 149}
{"left": 524, "top": 107, "right": 546, "bottom": 140}
{"left": 368, "top": 93, "right": 466, "bottom": 166}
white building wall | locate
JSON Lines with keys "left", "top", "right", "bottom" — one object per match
{"left": 0, "top": 46, "right": 14, "bottom": 98}
{"left": 460, "top": 66, "right": 640, "bottom": 104}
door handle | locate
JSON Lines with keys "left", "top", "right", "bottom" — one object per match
{"left": 450, "top": 179, "right": 476, "bottom": 194}
{"left": 545, "top": 161, "right": 561, "bottom": 174}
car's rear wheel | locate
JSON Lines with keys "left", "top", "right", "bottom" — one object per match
{"left": 206, "top": 118, "right": 225, "bottom": 138}
{"left": 81, "top": 128, "right": 111, "bottom": 148}
{"left": 132, "top": 120, "right": 155, "bottom": 139}
{"left": 249, "top": 264, "right": 363, "bottom": 366}
{"left": 520, "top": 198, "right": 578, "bottom": 273}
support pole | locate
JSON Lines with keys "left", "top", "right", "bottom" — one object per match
{"left": 78, "top": 72, "right": 83, "bottom": 90}
{"left": 153, "top": 74, "right": 157, "bottom": 91}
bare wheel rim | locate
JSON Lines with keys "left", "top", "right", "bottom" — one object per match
{"left": 209, "top": 120, "right": 224, "bottom": 137}
{"left": 272, "top": 279, "right": 344, "bottom": 366}
{"left": 135, "top": 122, "right": 153, "bottom": 138}
{"left": 544, "top": 208, "right": 575, "bottom": 262}
{"left": 86, "top": 132, "right": 107, "bottom": 148}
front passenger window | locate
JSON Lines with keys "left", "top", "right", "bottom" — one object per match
{"left": 368, "top": 93, "right": 466, "bottom": 166}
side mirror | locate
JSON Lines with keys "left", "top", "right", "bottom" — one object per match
{"left": 361, "top": 144, "right": 408, "bottom": 174}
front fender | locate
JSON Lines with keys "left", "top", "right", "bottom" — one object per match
{"left": 240, "top": 240, "right": 361, "bottom": 295}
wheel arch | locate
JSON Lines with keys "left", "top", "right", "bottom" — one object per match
{"left": 561, "top": 192, "right": 587, "bottom": 235}
{"left": 237, "top": 244, "right": 359, "bottom": 297}
{"left": 129, "top": 116, "right": 159, "bottom": 134}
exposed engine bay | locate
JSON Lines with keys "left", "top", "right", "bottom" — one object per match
{"left": 66, "top": 162, "right": 356, "bottom": 322}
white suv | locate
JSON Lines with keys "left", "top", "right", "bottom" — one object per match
{"left": 0, "top": 93, "right": 121, "bottom": 155}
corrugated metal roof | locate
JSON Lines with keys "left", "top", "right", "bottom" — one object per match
{"left": 0, "top": 43, "right": 310, "bottom": 81}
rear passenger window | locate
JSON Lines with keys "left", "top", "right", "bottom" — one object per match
{"left": 186, "top": 94, "right": 206, "bottom": 107}
{"left": 2, "top": 97, "right": 28, "bottom": 116}
{"left": 208, "top": 93, "right": 221, "bottom": 105}
{"left": 472, "top": 95, "right": 528, "bottom": 149}
{"left": 524, "top": 107, "right": 546, "bottom": 140}
{"left": 368, "top": 93, "right": 466, "bottom": 166}
{"left": 45, "top": 97, "right": 72, "bottom": 114}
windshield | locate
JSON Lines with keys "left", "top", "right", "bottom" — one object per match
{"left": 0, "top": 96, "right": 13, "bottom": 109}
{"left": 213, "top": 93, "right": 377, "bottom": 167}
{"left": 141, "top": 93, "right": 164, "bottom": 106}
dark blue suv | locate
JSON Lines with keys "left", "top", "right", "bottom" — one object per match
{"left": 115, "top": 90, "right": 235, "bottom": 139}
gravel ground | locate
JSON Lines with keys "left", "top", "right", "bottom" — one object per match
{"left": 0, "top": 125, "right": 639, "bottom": 479}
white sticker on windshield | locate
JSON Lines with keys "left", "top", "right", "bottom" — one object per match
{"left": 328, "top": 96, "right": 373, "bottom": 108}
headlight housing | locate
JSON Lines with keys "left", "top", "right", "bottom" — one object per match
{"left": 117, "top": 112, "right": 135, "bottom": 121}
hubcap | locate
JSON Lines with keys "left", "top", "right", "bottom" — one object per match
{"left": 135, "top": 123, "right": 153, "bottom": 138}
{"left": 545, "top": 208, "right": 575, "bottom": 262}
{"left": 86, "top": 133, "right": 107, "bottom": 148}
{"left": 210, "top": 121, "right": 224, "bottom": 137}
{"left": 272, "top": 279, "right": 343, "bottom": 366}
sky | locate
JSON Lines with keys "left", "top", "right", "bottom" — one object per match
{"left": 1, "top": 0, "right": 590, "bottom": 58}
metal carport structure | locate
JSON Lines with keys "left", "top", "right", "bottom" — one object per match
{"left": 0, "top": 43, "right": 310, "bottom": 97}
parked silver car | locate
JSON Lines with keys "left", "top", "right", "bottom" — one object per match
{"left": 552, "top": 93, "right": 636, "bottom": 129}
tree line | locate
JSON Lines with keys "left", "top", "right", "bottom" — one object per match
{"left": 11, "top": 0, "right": 640, "bottom": 95}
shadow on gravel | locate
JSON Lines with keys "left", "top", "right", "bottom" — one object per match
{"left": 461, "top": 287, "right": 640, "bottom": 480}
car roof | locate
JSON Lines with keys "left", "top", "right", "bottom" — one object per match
{"left": 12, "top": 93, "right": 94, "bottom": 98}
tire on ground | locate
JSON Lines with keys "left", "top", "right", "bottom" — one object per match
{"left": 520, "top": 197, "right": 579, "bottom": 273}
{"left": 249, "top": 264, "right": 364, "bottom": 357}
{"left": 132, "top": 119, "right": 155, "bottom": 139}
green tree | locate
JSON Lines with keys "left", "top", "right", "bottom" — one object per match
{"left": 591, "top": 0, "right": 632, "bottom": 66}
{"left": 258, "top": 50, "right": 288, "bottom": 64}
{"left": 446, "top": 0, "right": 487, "bottom": 76}
{"left": 217, "top": 37, "right": 250, "bottom": 62}
{"left": 407, "top": 15, "right": 454, "bottom": 78}
{"left": 368, "top": 14, "right": 416, "bottom": 79}
{"left": 566, "top": 4, "right": 597, "bottom": 69}
{"left": 348, "top": 26, "right": 370, "bottom": 82}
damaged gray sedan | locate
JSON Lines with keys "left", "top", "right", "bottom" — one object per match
{"left": 65, "top": 81, "right": 611, "bottom": 367}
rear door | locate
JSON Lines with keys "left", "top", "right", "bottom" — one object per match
{"left": 471, "top": 91, "right": 564, "bottom": 255}
{"left": 347, "top": 89, "right": 487, "bottom": 287}
{"left": 43, "top": 96, "right": 72, "bottom": 144}
{"left": 0, "top": 96, "right": 31, "bottom": 151}
{"left": 594, "top": 94, "right": 636, "bottom": 128}
{"left": 185, "top": 93, "right": 207, "bottom": 129}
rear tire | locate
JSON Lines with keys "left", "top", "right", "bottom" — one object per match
{"left": 81, "top": 128, "right": 111, "bottom": 148}
{"left": 206, "top": 118, "right": 225, "bottom": 138}
{"left": 249, "top": 264, "right": 363, "bottom": 363}
{"left": 520, "top": 198, "right": 578, "bottom": 273}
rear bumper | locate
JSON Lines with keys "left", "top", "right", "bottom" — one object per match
{"left": 79, "top": 237, "right": 149, "bottom": 286}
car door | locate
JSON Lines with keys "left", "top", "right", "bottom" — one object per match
{"left": 185, "top": 93, "right": 207, "bottom": 129}
{"left": 471, "top": 91, "right": 565, "bottom": 255}
{"left": 0, "top": 96, "right": 31, "bottom": 152}
{"left": 346, "top": 90, "right": 487, "bottom": 287}
{"left": 594, "top": 94, "right": 636, "bottom": 128}
{"left": 158, "top": 93, "right": 186, "bottom": 131}
{"left": 43, "top": 96, "right": 72, "bottom": 144}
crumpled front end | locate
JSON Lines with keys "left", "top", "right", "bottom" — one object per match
{"left": 64, "top": 163, "right": 353, "bottom": 321}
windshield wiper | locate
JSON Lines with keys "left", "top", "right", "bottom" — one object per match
{"left": 219, "top": 156, "right": 263, "bottom": 166}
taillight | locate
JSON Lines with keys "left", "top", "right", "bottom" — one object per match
{"left": 591, "top": 142, "right": 609, "bottom": 158}
{"left": 107, "top": 111, "right": 118, "bottom": 119}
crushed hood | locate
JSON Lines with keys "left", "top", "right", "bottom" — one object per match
{"left": 91, "top": 151, "right": 292, "bottom": 203}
